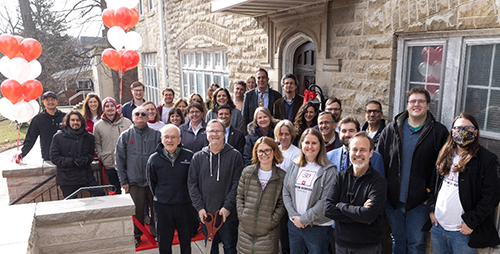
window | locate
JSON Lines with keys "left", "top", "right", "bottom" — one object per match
{"left": 396, "top": 34, "right": 500, "bottom": 155}
{"left": 148, "top": 0, "right": 154, "bottom": 11}
{"left": 138, "top": 0, "right": 143, "bottom": 16}
{"left": 142, "top": 53, "right": 160, "bottom": 105}
{"left": 180, "top": 50, "right": 229, "bottom": 98}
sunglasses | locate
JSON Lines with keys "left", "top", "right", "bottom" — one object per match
{"left": 134, "top": 112, "right": 147, "bottom": 117}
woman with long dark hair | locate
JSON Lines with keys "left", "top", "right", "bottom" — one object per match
{"left": 294, "top": 101, "right": 319, "bottom": 143}
{"left": 427, "top": 112, "right": 500, "bottom": 253}
{"left": 82, "top": 93, "right": 103, "bottom": 133}
{"left": 206, "top": 87, "right": 244, "bottom": 133}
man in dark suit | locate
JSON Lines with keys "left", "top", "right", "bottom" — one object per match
{"left": 273, "top": 73, "right": 304, "bottom": 121}
{"left": 217, "top": 105, "right": 245, "bottom": 154}
{"left": 242, "top": 68, "right": 281, "bottom": 128}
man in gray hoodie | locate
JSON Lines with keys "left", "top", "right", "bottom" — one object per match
{"left": 188, "top": 119, "right": 244, "bottom": 254}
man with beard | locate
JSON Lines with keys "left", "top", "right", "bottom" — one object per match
{"left": 273, "top": 74, "right": 304, "bottom": 121}
{"left": 361, "top": 100, "right": 386, "bottom": 146}
{"left": 158, "top": 88, "right": 175, "bottom": 123}
{"left": 122, "top": 81, "right": 146, "bottom": 120}
{"left": 50, "top": 111, "right": 105, "bottom": 198}
{"left": 216, "top": 105, "right": 245, "bottom": 154}
{"left": 325, "top": 97, "right": 343, "bottom": 132}
{"left": 325, "top": 132, "right": 387, "bottom": 254}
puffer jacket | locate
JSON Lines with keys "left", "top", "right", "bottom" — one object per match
{"left": 50, "top": 126, "right": 95, "bottom": 186}
{"left": 283, "top": 161, "right": 337, "bottom": 226}
{"left": 94, "top": 113, "right": 132, "bottom": 169}
{"left": 243, "top": 122, "right": 275, "bottom": 166}
{"left": 236, "top": 164, "right": 286, "bottom": 254}
{"left": 115, "top": 124, "right": 161, "bottom": 187}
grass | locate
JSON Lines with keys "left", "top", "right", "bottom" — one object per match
{"left": 0, "top": 119, "right": 28, "bottom": 144}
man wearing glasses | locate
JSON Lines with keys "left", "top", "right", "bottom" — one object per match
{"left": 377, "top": 87, "right": 448, "bottom": 254}
{"left": 122, "top": 81, "right": 146, "bottom": 120}
{"left": 188, "top": 119, "right": 244, "bottom": 254}
{"left": 317, "top": 111, "right": 342, "bottom": 152}
{"left": 361, "top": 100, "right": 386, "bottom": 146}
{"left": 115, "top": 106, "right": 161, "bottom": 247}
{"left": 325, "top": 97, "right": 343, "bottom": 132}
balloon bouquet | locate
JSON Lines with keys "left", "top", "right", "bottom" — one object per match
{"left": 101, "top": 0, "right": 142, "bottom": 103}
{"left": 0, "top": 34, "right": 44, "bottom": 163}
{"left": 418, "top": 46, "right": 443, "bottom": 95}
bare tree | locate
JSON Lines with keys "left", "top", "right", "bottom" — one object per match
{"left": 18, "top": 0, "right": 36, "bottom": 38}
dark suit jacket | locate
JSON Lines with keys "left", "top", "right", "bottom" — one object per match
{"left": 226, "top": 126, "right": 245, "bottom": 154}
{"left": 273, "top": 94, "right": 304, "bottom": 121}
{"left": 242, "top": 87, "right": 282, "bottom": 128}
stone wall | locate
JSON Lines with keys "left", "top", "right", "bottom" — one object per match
{"left": 2, "top": 163, "right": 58, "bottom": 204}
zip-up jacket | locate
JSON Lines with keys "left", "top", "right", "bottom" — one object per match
{"left": 188, "top": 144, "right": 244, "bottom": 223}
{"left": 115, "top": 125, "right": 161, "bottom": 187}
{"left": 376, "top": 111, "right": 448, "bottom": 211}
{"left": 283, "top": 161, "right": 337, "bottom": 225}
{"left": 147, "top": 144, "right": 193, "bottom": 204}
{"left": 179, "top": 121, "right": 207, "bottom": 153}
{"left": 22, "top": 109, "right": 65, "bottom": 160}
{"left": 361, "top": 119, "right": 386, "bottom": 146}
{"left": 94, "top": 114, "right": 132, "bottom": 169}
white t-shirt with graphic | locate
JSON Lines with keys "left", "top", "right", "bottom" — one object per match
{"left": 294, "top": 162, "right": 321, "bottom": 215}
{"left": 435, "top": 153, "right": 464, "bottom": 231}
{"left": 258, "top": 169, "right": 273, "bottom": 190}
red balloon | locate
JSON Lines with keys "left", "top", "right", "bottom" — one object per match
{"left": 121, "top": 50, "right": 139, "bottom": 71}
{"left": 13, "top": 36, "right": 24, "bottom": 44}
{"left": 126, "top": 8, "right": 139, "bottom": 31}
{"left": 115, "top": 7, "right": 133, "bottom": 31}
{"left": 102, "top": 49, "right": 122, "bottom": 71}
{"left": 102, "top": 9, "right": 117, "bottom": 28}
{"left": 22, "top": 79, "right": 43, "bottom": 101}
{"left": 1, "top": 79, "right": 23, "bottom": 104}
{"left": 0, "top": 34, "right": 20, "bottom": 59}
{"left": 20, "top": 39, "right": 42, "bottom": 62}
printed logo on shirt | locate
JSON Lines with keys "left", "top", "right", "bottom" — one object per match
{"left": 295, "top": 170, "right": 317, "bottom": 187}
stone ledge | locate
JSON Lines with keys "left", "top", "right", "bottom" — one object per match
{"left": 0, "top": 203, "right": 36, "bottom": 254}
{"left": 2, "top": 163, "right": 56, "bottom": 178}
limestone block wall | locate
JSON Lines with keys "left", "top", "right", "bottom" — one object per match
{"left": 2, "top": 163, "right": 58, "bottom": 204}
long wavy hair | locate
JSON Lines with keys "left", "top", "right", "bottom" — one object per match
{"left": 82, "top": 93, "right": 102, "bottom": 121}
{"left": 294, "top": 101, "right": 319, "bottom": 137}
{"left": 212, "top": 87, "right": 236, "bottom": 109}
{"left": 436, "top": 112, "right": 480, "bottom": 176}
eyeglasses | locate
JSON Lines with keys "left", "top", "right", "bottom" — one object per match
{"left": 257, "top": 149, "right": 273, "bottom": 156}
{"left": 162, "top": 135, "right": 179, "bottom": 140}
{"left": 408, "top": 99, "right": 428, "bottom": 105}
{"left": 207, "top": 130, "right": 224, "bottom": 134}
{"left": 452, "top": 126, "right": 476, "bottom": 132}
{"left": 318, "top": 121, "right": 334, "bottom": 125}
{"left": 326, "top": 107, "right": 341, "bottom": 112}
{"left": 132, "top": 89, "right": 144, "bottom": 93}
{"left": 134, "top": 112, "right": 147, "bottom": 117}
{"left": 365, "top": 109, "right": 381, "bottom": 114}
{"left": 189, "top": 110, "right": 202, "bottom": 115}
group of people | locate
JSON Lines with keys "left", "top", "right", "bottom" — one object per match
{"left": 17, "top": 67, "right": 500, "bottom": 254}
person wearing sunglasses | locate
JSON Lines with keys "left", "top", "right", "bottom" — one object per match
{"left": 361, "top": 100, "right": 386, "bottom": 147}
{"left": 426, "top": 113, "right": 500, "bottom": 253}
{"left": 115, "top": 106, "right": 161, "bottom": 247}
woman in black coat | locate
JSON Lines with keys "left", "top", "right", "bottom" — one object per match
{"left": 243, "top": 107, "right": 277, "bottom": 166}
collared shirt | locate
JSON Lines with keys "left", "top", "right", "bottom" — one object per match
{"left": 189, "top": 121, "right": 203, "bottom": 136}
{"left": 340, "top": 146, "right": 350, "bottom": 172}
{"left": 225, "top": 126, "right": 230, "bottom": 142}
{"left": 257, "top": 87, "right": 269, "bottom": 108}
{"left": 162, "top": 147, "right": 180, "bottom": 163}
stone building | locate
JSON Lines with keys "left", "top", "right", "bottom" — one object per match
{"left": 135, "top": 0, "right": 500, "bottom": 154}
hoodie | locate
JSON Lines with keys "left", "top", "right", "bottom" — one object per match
{"left": 22, "top": 109, "right": 65, "bottom": 160}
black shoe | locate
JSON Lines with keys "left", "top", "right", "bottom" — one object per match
{"left": 144, "top": 215, "right": 151, "bottom": 225}
{"left": 149, "top": 225, "right": 157, "bottom": 238}
{"left": 135, "top": 238, "right": 141, "bottom": 248}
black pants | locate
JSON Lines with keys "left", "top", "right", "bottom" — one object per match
{"left": 129, "top": 185, "right": 155, "bottom": 239}
{"left": 60, "top": 178, "right": 106, "bottom": 198}
{"left": 154, "top": 202, "right": 193, "bottom": 254}
{"left": 280, "top": 210, "right": 290, "bottom": 253}
{"left": 106, "top": 169, "right": 122, "bottom": 194}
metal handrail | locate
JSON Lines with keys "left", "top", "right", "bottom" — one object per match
{"left": 9, "top": 174, "right": 57, "bottom": 205}
{"left": 64, "top": 185, "right": 116, "bottom": 200}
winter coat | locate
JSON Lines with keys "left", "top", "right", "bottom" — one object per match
{"left": 22, "top": 109, "right": 65, "bottom": 160}
{"left": 179, "top": 121, "right": 208, "bottom": 153}
{"left": 243, "top": 122, "right": 275, "bottom": 166}
{"left": 376, "top": 111, "right": 448, "bottom": 211}
{"left": 283, "top": 161, "right": 337, "bottom": 226}
{"left": 361, "top": 119, "right": 387, "bottom": 146}
{"left": 50, "top": 126, "right": 95, "bottom": 186}
{"left": 188, "top": 144, "right": 244, "bottom": 223}
{"left": 236, "top": 164, "right": 286, "bottom": 254}
{"left": 94, "top": 114, "right": 132, "bottom": 169}
{"left": 115, "top": 124, "right": 161, "bottom": 187}
{"left": 427, "top": 146, "right": 500, "bottom": 248}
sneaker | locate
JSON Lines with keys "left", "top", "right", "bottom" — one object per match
{"left": 144, "top": 215, "right": 151, "bottom": 225}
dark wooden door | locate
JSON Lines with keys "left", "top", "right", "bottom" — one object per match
{"left": 293, "top": 41, "right": 316, "bottom": 95}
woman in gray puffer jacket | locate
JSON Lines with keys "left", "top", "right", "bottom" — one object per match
{"left": 236, "top": 137, "right": 286, "bottom": 254}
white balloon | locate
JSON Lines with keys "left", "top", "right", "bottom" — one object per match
{"left": 8, "top": 57, "right": 31, "bottom": 83}
{"left": 12, "top": 101, "right": 35, "bottom": 123}
{"left": 107, "top": 26, "right": 126, "bottom": 50}
{"left": 124, "top": 32, "right": 142, "bottom": 50}
{"left": 27, "top": 60, "right": 42, "bottom": 80}
{"left": 0, "top": 56, "right": 12, "bottom": 79}
{"left": 418, "top": 62, "right": 428, "bottom": 77}
{"left": 431, "top": 62, "right": 442, "bottom": 80}
{"left": 29, "top": 100, "right": 40, "bottom": 115}
{"left": 0, "top": 97, "right": 15, "bottom": 121}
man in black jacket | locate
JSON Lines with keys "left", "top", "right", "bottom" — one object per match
{"left": 377, "top": 87, "right": 448, "bottom": 254}
{"left": 216, "top": 105, "right": 244, "bottom": 154}
{"left": 361, "top": 100, "right": 386, "bottom": 146}
{"left": 20, "top": 91, "right": 65, "bottom": 161}
{"left": 326, "top": 132, "right": 387, "bottom": 254}
{"left": 147, "top": 124, "right": 194, "bottom": 254}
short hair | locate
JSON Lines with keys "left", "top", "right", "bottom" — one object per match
{"left": 166, "top": 108, "right": 185, "bottom": 125}
{"left": 251, "top": 137, "right": 283, "bottom": 165}
{"left": 350, "top": 131, "right": 374, "bottom": 152}
{"left": 235, "top": 80, "right": 246, "bottom": 90}
{"left": 338, "top": 115, "right": 360, "bottom": 132}
{"left": 142, "top": 101, "right": 160, "bottom": 122}
{"left": 274, "top": 119, "right": 297, "bottom": 142}
{"left": 256, "top": 68, "right": 268, "bottom": 78}
{"left": 407, "top": 87, "right": 430, "bottom": 103}
{"left": 130, "top": 81, "right": 144, "bottom": 90}
{"left": 295, "top": 128, "right": 329, "bottom": 167}
{"left": 365, "top": 100, "right": 382, "bottom": 111}
{"left": 160, "top": 123, "right": 180, "bottom": 137}
{"left": 63, "top": 110, "right": 86, "bottom": 130}
{"left": 186, "top": 102, "right": 205, "bottom": 114}
{"left": 162, "top": 88, "right": 175, "bottom": 96}
{"left": 82, "top": 93, "right": 102, "bottom": 121}
{"left": 216, "top": 104, "right": 232, "bottom": 115}
{"left": 281, "top": 73, "right": 298, "bottom": 86}
{"left": 318, "top": 111, "right": 337, "bottom": 123}
{"left": 132, "top": 106, "right": 146, "bottom": 115}
{"left": 207, "top": 119, "right": 226, "bottom": 133}
{"left": 326, "top": 97, "right": 342, "bottom": 108}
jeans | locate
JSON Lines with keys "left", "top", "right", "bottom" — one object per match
{"left": 288, "top": 220, "right": 331, "bottom": 254}
{"left": 430, "top": 223, "right": 474, "bottom": 254}
{"left": 335, "top": 243, "right": 382, "bottom": 254}
{"left": 385, "top": 202, "right": 428, "bottom": 254}
{"left": 201, "top": 219, "right": 238, "bottom": 254}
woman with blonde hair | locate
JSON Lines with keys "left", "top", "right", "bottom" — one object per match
{"left": 82, "top": 93, "right": 103, "bottom": 133}
{"left": 283, "top": 128, "right": 336, "bottom": 254}
{"left": 244, "top": 107, "right": 277, "bottom": 166}
{"left": 246, "top": 76, "right": 256, "bottom": 90}
{"left": 237, "top": 137, "right": 286, "bottom": 254}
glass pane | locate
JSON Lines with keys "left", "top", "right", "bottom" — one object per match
{"left": 197, "top": 73, "right": 203, "bottom": 94}
{"left": 189, "top": 72, "right": 195, "bottom": 95}
{"left": 224, "top": 75, "right": 229, "bottom": 89}
{"left": 467, "top": 45, "right": 492, "bottom": 87}
{"left": 190, "top": 53, "right": 195, "bottom": 67}
{"left": 214, "top": 75, "right": 221, "bottom": 86}
{"left": 205, "top": 53, "right": 212, "bottom": 67}
{"left": 486, "top": 90, "right": 500, "bottom": 132}
{"left": 464, "top": 88, "right": 488, "bottom": 130}
{"left": 183, "top": 72, "right": 188, "bottom": 97}
{"left": 183, "top": 53, "right": 188, "bottom": 67}
{"left": 493, "top": 45, "right": 500, "bottom": 88}
{"left": 215, "top": 53, "right": 221, "bottom": 66}
{"left": 205, "top": 74, "right": 211, "bottom": 88}
{"left": 196, "top": 53, "right": 202, "bottom": 67}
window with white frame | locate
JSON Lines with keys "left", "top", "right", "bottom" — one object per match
{"left": 143, "top": 53, "right": 160, "bottom": 105}
{"left": 138, "top": 0, "right": 143, "bottom": 16}
{"left": 148, "top": 0, "right": 154, "bottom": 11}
{"left": 181, "top": 51, "right": 229, "bottom": 98}
{"left": 396, "top": 34, "right": 500, "bottom": 155}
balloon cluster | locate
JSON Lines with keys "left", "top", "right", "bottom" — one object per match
{"left": 0, "top": 34, "right": 43, "bottom": 123}
{"left": 418, "top": 46, "right": 443, "bottom": 90}
{"left": 101, "top": 0, "right": 142, "bottom": 72}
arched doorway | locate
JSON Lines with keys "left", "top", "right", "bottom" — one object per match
{"left": 293, "top": 41, "right": 316, "bottom": 95}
